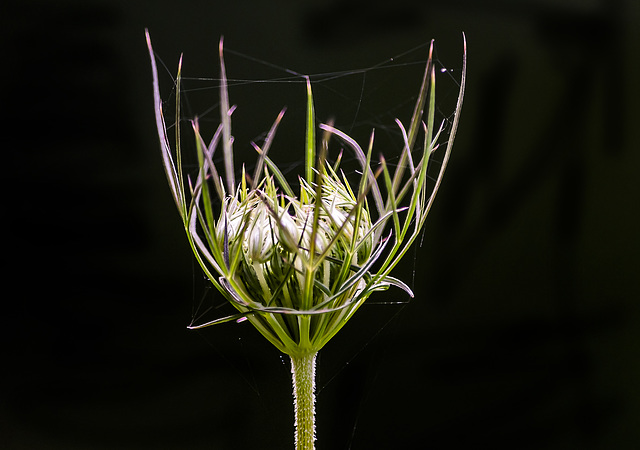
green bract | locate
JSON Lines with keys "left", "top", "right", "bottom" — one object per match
{"left": 146, "top": 31, "right": 466, "bottom": 358}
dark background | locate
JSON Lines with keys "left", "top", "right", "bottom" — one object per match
{"left": 3, "top": 0, "right": 639, "bottom": 449}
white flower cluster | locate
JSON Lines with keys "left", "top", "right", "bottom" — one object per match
{"left": 215, "top": 171, "right": 374, "bottom": 317}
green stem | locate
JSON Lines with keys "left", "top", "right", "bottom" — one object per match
{"left": 290, "top": 352, "right": 317, "bottom": 450}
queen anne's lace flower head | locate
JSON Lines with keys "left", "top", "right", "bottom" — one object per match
{"left": 146, "top": 30, "right": 466, "bottom": 357}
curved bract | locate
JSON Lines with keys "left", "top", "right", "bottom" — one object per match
{"left": 145, "top": 30, "right": 466, "bottom": 357}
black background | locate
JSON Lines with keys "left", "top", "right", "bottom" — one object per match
{"left": 3, "top": 0, "right": 639, "bottom": 449}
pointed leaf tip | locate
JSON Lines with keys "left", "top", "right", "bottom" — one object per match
{"left": 305, "top": 75, "right": 312, "bottom": 94}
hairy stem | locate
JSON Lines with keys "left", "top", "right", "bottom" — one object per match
{"left": 291, "top": 352, "right": 317, "bottom": 450}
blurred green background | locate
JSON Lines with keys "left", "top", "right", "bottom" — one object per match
{"left": 3, "top": 0, "right": 639, "bottom": 448}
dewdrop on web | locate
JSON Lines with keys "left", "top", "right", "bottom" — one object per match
{"left": 146, "top": 29, "right": 466, "bottom": 450}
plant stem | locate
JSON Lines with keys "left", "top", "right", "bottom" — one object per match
{"left": 290, "top": 352, "right": 317, "bottom": 450}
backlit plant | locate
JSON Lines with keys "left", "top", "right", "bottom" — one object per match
{"left": 146, "top": 30, "right": 465, "bottom": 450}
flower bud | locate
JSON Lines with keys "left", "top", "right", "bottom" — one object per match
{"left": 245, "top": 208, "right": 274, "bottom": 263}
{"left": 278, "top": 212, "right": 300, "bottom": 254}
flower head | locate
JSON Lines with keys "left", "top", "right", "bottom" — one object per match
{"left": 145, "top": 30, "right": 466, "bottom": 356}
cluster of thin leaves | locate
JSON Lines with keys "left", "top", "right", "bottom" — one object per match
{"left": 146, "top": 30, "right": 466, "bottom": 356}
